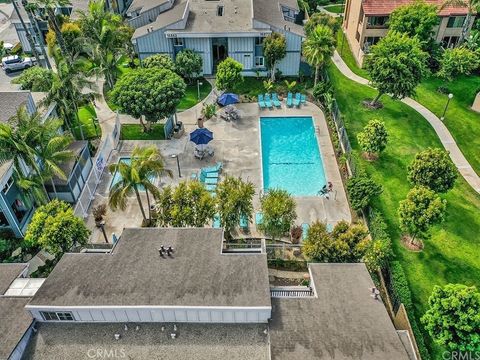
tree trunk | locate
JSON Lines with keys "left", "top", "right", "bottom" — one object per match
{"left": 12, "top": 0, "right": 41, "bottom": 62}
{"left": 47, "top": 8, "right": 70, "bottom": 63}
{"left": 370, "top": 92, "right": 383, "bottom": 106}
{"left": 314, "top": 66, "right": 319, "bottom": 87}
{"left": 139, "top": 116, "right": 148, "bottom": 132}
{"left": 50, "top": 178, "right": 58, "bottom": 200}
{"left": 145, "top": 188, "right": 152, "bottom": 223}
{"left": 410, "top": 233, "right": 416, "bottom": 245}
{"left": 134, "top": 187, "right": 147, "bottom": 221}
{"left": 270, "top": 61, "right": 276, "bottom": 82}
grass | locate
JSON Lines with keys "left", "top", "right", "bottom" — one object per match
{"left": 75, "top": 104, "right": 100, "bottom": 140}
{"left": 120, "top": 124, "right": 165, "bottom": 140}
{"left": 414, "top": 75, "right": 480, "bottom": 175}
{"left": 328, "top": 63, "right": 480, "bottom": 359}
{"left": 324, "top": 4, "right": 344, "bottom": 13}
{"left": 335, "top": 30, "right": 370, "bottom": 79}
{"left": 232, "top": 76, "right": 314, "bottom": 98}
{"left": 177, "top": 79, "right": 212, "bottom": 111}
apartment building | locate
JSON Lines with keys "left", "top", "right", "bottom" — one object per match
{"left": 343, "top": 0, "right": 475, "bottom": 66}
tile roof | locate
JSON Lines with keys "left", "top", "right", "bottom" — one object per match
{"left": 362, "top": 0, "right": 469, "bottom": 16}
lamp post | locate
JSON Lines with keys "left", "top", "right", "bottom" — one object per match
{"left": 99, "top": 221, "right": 108, "bottom": 243}
{"left": 171, "top": 154, "right": 181, "bottom": 178}
{"left": 440, "top": 93, "right": 454, "bottom": 121}
{"left": 197, "top": 79, "right": 203, "bottom": 100}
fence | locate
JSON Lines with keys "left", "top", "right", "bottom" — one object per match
{"left": 74, "top": 114, "right": 121, "bottom": 218}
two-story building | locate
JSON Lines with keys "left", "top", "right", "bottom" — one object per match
{"left": 129, "top": 0, "right": 305, "bottom": 76}
{"left": 343, "top": 0, "right": 475, "bottom": 66}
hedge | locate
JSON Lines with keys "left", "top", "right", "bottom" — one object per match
{"left": 368, "top": 210, "right": 390, "bottom": 242}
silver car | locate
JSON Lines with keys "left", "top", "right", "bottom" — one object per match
{"left": 1, "top": 55, "right": 34, "bottom": 73}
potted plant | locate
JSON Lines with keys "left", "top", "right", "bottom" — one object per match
{"left": 92, "top": 204, "right": 107, "bottom": 227}
{"left": 201, "top": 103, "right": 217, "bottom": 122}
{"left": 290, "top": 225, "right": 302, "bottom": 244}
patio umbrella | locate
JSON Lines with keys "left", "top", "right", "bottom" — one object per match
{"left": 190, "top": 127, "right": 213, "bottom": 145}
{"left": 217, "top": 93, "right": 239, "bottom": 106}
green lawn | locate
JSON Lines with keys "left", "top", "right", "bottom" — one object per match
{"left": 328, "top": 64, "right": 480, "bottom": 359}
{"left": 177, "top": 79, "right": 212, "bottom": 111}
{"left": 415, "top": 76, "right": 480, "bottom": 175}
{"left": 120, "top": 124, "right": 165, "bottom": 140}
{"left": 336, "top": 30, "right": 370, "bottom": 79}
{"left": 75, "top": 104, "right": 100, "bottom": 139}
{"left": 324, "top": 4, "right": 344, "bottom": 13}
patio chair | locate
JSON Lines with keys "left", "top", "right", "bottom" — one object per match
{"left": 200, "top": 169, "right": 219, "bottom": 179}
{"left": 258, "top": 94, "right": 266, "bottom": 109}
{"left": 191, "top": 173, "right": 198, "bottom": 180}
{"left": 203, "top": 177, "right": 218, "bottom": 185}
{"left": 264, "top": 94, "right": 274, "bottom": 109}
{"left": 255, "top": 212, "right": 263, "bottom": 226}
{"left": 271, "top": 93, "right": 282, "bottom": 108}
{"left": 300, "top": 94, "right": 307, "bottom": 104}
{"left": 302, "top": 223, "right": 309, "bottom": 240}
{"left": 239, "top": 214, "right": 249, "bottom": 230}
{"left": 205, "top": 184, "right": 217, "bottom": 192}
{"left": 286, "top": 92, "right": 293, "bottom": 108}
{"left": 326, "top": 223, "right": 334, "bottom": 233}
{"left": 203, "top": 162, "right": 223, "bottom": 173}
{"left": 194, "top": 148, "right": 205, "bottom": 160}
{"left": 293, "top": 93, "right": 301, "bottom": 108}
{"left": 213, "top": 214, "right": 221, "bottom": 228}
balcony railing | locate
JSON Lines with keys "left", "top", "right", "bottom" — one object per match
{"left": 270, "top": 286, "right": 314, "bottom": 298}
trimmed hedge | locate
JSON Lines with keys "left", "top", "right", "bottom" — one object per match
{"left": 368, "top": 210, "right": 390, "bottom": 241}
{"left": 390, "top": 261, "right": 430, "bottom": 360}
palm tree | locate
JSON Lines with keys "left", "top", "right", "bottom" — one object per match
{"left": 303, "top": 24, "right": 336, "bottom": 86}
{"left": 108, "top": 146, "right": 172, "bottom": 222}
{"left": 442, "top": 0, "right": 479, "bottom": 44}
{"left": 33, "top": 0, "right": 72, "bottom": 62}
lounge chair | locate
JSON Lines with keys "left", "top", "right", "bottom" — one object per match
{"left": 213, "top": 214, "right": 221, "bottom": 228}
{"left": 200, "top": 169, "right": 219, "bottom": 179}
{"left": 258, "top": 94, "right": 266, "bottom": 109}
{"left": 191, "top": 173, "right": 198, "bottom": 180}
{"left": 271, "top": 93, "right": 282, "bottom": 108}
{"left": 239, "top": 214, "right": 249, "bottom": 230}
{"left": 255, "top": 212, "right": 263, "bottom": 226}
{"left": 203, "top": 177, "right": 218, "bottom": 185}
{"left": 264, "top": 94, "right": 273, "bottom": 109}
{"left": 300, "top": 94, "right": 307, "bottom": 104}
{"left": 205, "top": 184, "right": 217, "bottom": 192}
{"left": 203, "top": 162, "right": 223, "bottom": 173}
{"left": 302, "top": 223, "right": 309, "bottom": 240}
{"left": 326, "top": 223, "right": 334, "bottom": 233}
{"left": 293, "top": 93, "right": 301, "bottom": 108}
{"left": 286, "top": 92, "right": 293, "bottom": 108}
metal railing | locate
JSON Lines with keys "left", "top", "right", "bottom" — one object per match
{"left": 271, "top": 286, "right": 314, "bottom": 298}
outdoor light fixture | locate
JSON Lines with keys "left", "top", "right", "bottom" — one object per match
{"left": 171, "top": 154, "right": 182, "bottom": 177}
{"left": 441, "top": 93, "right": 454, "bottom": 121}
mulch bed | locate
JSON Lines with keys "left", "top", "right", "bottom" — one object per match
{"left": 401, "top": 235, "right": 424, "bottom": 252}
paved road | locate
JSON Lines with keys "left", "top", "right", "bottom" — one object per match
{"left": 332, "top": 50, "right": 480, "bottom": 194}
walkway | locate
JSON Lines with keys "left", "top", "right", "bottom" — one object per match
{"left": 332, "top": 50, "right": 480, "bottom": 194}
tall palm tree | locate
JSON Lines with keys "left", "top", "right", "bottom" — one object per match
{"left": 442, "top": 0, "right": 480, "bottom": 44}
{"left": 33, "top": 0, "right": 72, "bottom": 62}
{"left": 303, "top": 24, "right": 336, "bottom": 86}
{"left": 108, "top": 146, "right": 172, "bottom": 222}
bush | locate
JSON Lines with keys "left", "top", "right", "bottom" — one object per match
{"left": 346, "top": 172, "right": 383, "bottom": 211}
{"left": 215, "top": 57, "right": 243, "bottom": 91}
{"left": 175, "top": 49, "right": 203, "bottom": 83}
{"left": 368, "top": 210, "right": 389, "bottom": 241}
{"left": 312, "top": 79, "right": 333, "bottom": 104}
{"left": 12, "top": 66, "right": 54, "bottom": 91}
{"left": 142, "top": 54, "right": 176, "bottom": 72}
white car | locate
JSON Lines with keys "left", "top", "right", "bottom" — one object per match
{"left": 1, "top": 55, "right": 34, "bottom": 73}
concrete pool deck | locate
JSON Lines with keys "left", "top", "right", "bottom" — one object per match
{"left": 88, "top": 102, "right": 351, "bottom": 243}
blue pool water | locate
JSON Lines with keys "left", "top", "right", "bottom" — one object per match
{"left": 260, "top": 116, "right": 327, "bottom": 196}
{"left": 109, "top": 158, "right": 154, "bottom": 190}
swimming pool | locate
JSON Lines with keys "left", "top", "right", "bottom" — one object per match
{"left": 109, "top": 157, "right": 154, "bottom": 190}
{"left": 260, "top": 116, "right": 327, "bottom": 196}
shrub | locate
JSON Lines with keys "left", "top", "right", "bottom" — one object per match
{"left": 346, "top": 172, "right": 383, "bottom": 211}
{"left": 142, "top": 54, "right": 176, "bottom": 72}
{"left": 175, "top": 49, "right": 203, "bottom": 83}
{"left": 357, "top": 119, "right": 388, "bottom": 158}
{"left": 259, "top": 189, "right": 297, "bottom": 240}
{"left": 215, "top": 57, "right": 243, "bottom": 91}
{"left": 12, "top": 66, "right": 54, "bottom": 91}
{"left": 438, "top": 46, "right": 480, "bottom": 81}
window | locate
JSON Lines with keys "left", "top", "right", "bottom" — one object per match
{"left": 173, "top": 37, "right": 184, "bottom": 46}
{"left": 442, "top": 36, "right": 460, "bottom": 48}
{"left": 366, "top": 16, "right": 388, "bottom": 28}
{"left": 355, "top": 31, "right": 360, "bottom": 42}
{"left": 255, "top": 37, "right": 263, "bottom": 46}
{"left": 255, "top": 56, "right": 264, "bottom": 67}
{"left": 2, "top": 177, "right": 14, "bottom": 194}
{"left": 281, "top": 5, "right": 297, "bottom": 22}
{"left": 41, "top": 311, "right": 75, "bottom": 321}
{"left": 447, "top": 16, "right": 466, "bottom": 28}
{"left": 363, "top": 36, "right": 381, "bottom": 52}
{"left": 217, "top": 5, "right": 224, "bottom": 16}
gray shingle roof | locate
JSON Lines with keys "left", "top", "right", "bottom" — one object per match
{"left": 28, "top": 228, "right": 271, "bottom": 308}
{"left": 269, "top": 264, "right": 411, "bottom": 360}
{"left": 252, "top": 0, "right": 304, "bottom": 36}
{"left": 0, "top": 91, "right": 31, "bottom": 123}
{"left": 133, "top": 1, "right": 188, "bottom": 38}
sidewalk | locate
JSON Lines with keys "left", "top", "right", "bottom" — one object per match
{"left": 331, "top": 50, "right": 480, "bottom": 194}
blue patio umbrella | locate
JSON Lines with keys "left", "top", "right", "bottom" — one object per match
{"left": 217, "top": 93, "right": 239, "bottom": 106}
{"left": 190, "top": 127, "right": 213, "bottom": 145}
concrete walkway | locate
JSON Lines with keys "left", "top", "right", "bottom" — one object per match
{"left": 332, "top": 50, "right": 480, "bottom": 194}
{"left": 317, "top": 5, "right": 343, "bottom": 18}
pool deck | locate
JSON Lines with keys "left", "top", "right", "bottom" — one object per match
{"left": 88, "top": 102, "right": 351, "bottom": 243}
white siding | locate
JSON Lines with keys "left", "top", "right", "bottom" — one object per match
{"left": 228, "top": 37, "right": 255, "bottom": 72}
{"left": 29, "top": 307, "right": 272, "bottom": 324}
{"left": 136, "top": 29, "right": 174, "bottom": 60}
{"left": 277, "top": 52, "right": 301, "bottom": 76}
{"left": 184, "top": 38, "right": 212, "bottom": 75}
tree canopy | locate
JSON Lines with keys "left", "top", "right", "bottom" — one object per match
{"left": 304, "top": 12, "right": 340, "bottom": 36}
{"left": 407, "top": 148, "right": 458, "bottom": 193}
{"left": 258, "top": 189, "right": 296, "bottom": 239}
{"left": 175, "top": 49, "right": 203, "bottom": 83}
{"left": 142, "top": 54, "right": 176, "bottom": 72}
{"left": 388, "top": 0, "right": 439, "bottom": 42}
{"left": 346, "top": 172, "right": 383, "bottom": 211}
{"left": 438, "top": 46, "right": 480, "bottom": 81}
{"left": 364, "top": 31, "right": 429, "bottom": 106}
{"left": 263, "top": 32, "right": 286, "bottom": 81}
{"left": 110, "top": 68, "right": 186, "bottom": 127}
{"left": 303, "top": 25, "right": 336, "bottom": 86}
{"left": 25, "top": 199, "right": 90, "bottom": 257}
{"left": 421, "top": 283, "right": 480, "bottom": 352}
{"left": 215, "top": 57, "right": 243, "bottom": 91}
{"left": 398, "top": 186, "right": 446, "bottom": 242}
{"left": 12, "top": 66, "right": 54, "bottom": 92}
{"left": 357, "top": 119, "right": 388, "bottom": 157}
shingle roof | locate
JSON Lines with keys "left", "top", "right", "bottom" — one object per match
{"left": 133, "top": 1, "right": 188, "bottom": 39}
{"left": 28, "top": 228, "right": 271, "bottom": 308}
{"left": 0, "top": 264, "right": 27, "bottom": 295}
{"left": 253, "top": 0, "right": 304, "bottom": 36}
{"left": 269, "top": 264, "right": 411, "bottom": 360}
{"left": 362, "top": 0, "right": 469, "bottom": 16}
{"left": 0, "top": 91, "right": 31, "bottom": 123}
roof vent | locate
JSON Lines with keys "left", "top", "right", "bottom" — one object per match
{"left": 370, "top": 287, "right": 380, "bottom": 300}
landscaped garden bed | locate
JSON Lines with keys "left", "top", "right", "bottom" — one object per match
{"left": 120, "top": 124, "right": 166, "bottom": 140}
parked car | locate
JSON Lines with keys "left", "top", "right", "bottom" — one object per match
{"left": 1, "top": 55, "right": 34, "bottom": 73}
